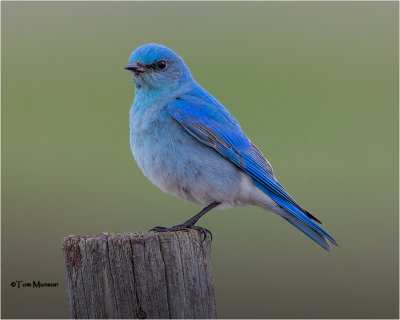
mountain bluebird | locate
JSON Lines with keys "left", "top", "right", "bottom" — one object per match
{"left": 125, "top": 43, "right": 338, "bottom": 250}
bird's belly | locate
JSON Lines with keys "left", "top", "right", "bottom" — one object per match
{"left": 130, "top": 110, "right": 246, "bottom": 208}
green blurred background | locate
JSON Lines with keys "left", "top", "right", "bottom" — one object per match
{"left": 2, "top": 1, "right": 398, "bottom": 318}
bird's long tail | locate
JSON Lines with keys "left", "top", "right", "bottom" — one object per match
{"left": 256, "top": 183, "right": 338, "bottom": 250}
{"left": 281, "top": 215, "right": 332, "bottom": 250}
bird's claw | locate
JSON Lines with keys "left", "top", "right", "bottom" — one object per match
{"left": 150, "top": 226, "right": 169, "bottom": 232}
{"left": 149, "top": 224, "right": 213, "bottom": 242}
{"left": 190, "top": 225, "right": 213, "bottom": 242}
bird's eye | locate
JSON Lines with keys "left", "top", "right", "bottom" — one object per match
{"left": 156, "top": 60, "right": 167, "bottom": 70}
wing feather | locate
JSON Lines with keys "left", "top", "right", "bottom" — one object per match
{"left": 169, "top": 94, "right": 324, "bottom": 228}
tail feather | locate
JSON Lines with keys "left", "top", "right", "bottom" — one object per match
{"left": 255, "top": 182, "right": 338, "bottom": 249}
{"left": 282, "top": 216, "right": 331, "bottom": 250}
{"left": 273, "top": 194, "right": 338, "bottom": 245}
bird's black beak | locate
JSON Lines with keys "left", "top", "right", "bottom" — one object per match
{"left": 124, "top": 62, "right": 147, "bottom": 74}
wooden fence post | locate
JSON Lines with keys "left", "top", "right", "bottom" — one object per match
{"left": 62, "top": 230, "right": 217, "bottom": 319}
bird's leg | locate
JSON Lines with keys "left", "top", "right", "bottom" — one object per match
{"left": 150, "top": 202, "right": 221, "bottom": 241}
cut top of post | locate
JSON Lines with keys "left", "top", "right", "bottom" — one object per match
{"left": 63, "top": 230, "right": 216, "bottom": 319}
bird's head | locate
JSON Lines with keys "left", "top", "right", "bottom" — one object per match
{"left": 125, "top": 43, "right": 192, "bottom": 92}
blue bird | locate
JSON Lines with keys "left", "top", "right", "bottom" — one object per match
{"left": 125, "top": 43, "right": 338, "bottom": 250}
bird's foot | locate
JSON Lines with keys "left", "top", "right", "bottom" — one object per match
{"left": 150, "top": 224, "right": 212, "bottom": 242}
{"left": 190, "top": 225, "right": 213, "bottom": 242}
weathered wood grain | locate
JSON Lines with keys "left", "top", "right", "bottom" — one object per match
{"left": 63, "top": 230, "right": 216, "bottom": 319}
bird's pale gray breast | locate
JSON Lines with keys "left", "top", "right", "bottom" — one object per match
{"left": 129, "top": 101, "right": 245, "bottom": 207}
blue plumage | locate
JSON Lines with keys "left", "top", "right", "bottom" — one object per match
{"left": 126, "top": 43, "right": 338, "bottom": 250}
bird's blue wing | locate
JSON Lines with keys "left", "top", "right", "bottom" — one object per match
{"left": 168, "top": 91, "right": 337, "bottom": 247}
{"left": 169, "top": 92, "right": 300, "bottom": 210}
